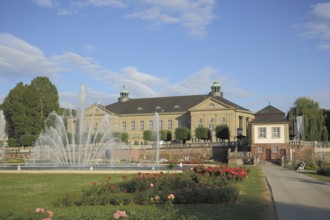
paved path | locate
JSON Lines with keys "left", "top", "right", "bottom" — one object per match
{"left": 262, "top": 166, "right": 330, "bottom": 220}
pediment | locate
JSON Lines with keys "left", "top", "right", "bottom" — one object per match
{"left": 189, "top": 97, "right": 234, "bottom": 111}
{"left": 84, "top": 104, "right": 109, "bottom": 116}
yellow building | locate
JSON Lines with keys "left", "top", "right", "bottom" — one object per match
{"left": 67, "top": 82, "right": 254, "bottom": 144}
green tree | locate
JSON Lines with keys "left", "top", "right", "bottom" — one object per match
{"left": 112, "top": 132, "right": 121, "bottom": 143}
{"left": 287, "top": 97, "right": 328, "bottom": 141}
{"left": 7, "top": 138, "right": 17, "bottom": 147}
{"left": 19, "top": 134, "right": 36, "bottom": 147}
{"left": 175, "top": 127, "right": 191, "bottom": 144}
{"left": 215, "top": 124, "right": 230, "bottom": 141}
{"left": 2, "top": 82, "right": 29, "bottom": 139}
{"left": 27, "top": 77, "right": 60, "bottom": 135}
{"left": 160, "top": 130, "right": 172, "bottom": 142}
{"left": 112, "top": 132, "right": 128, "bottom": 144}
{"left": 323, "top": 109, "right": 330, "bottom": 141}
{"left": 121, "top": 132, "right": 128, "bottom": 144}
{"left": 2, "top": 77, "right": 60, "bottom": 140}
{"left": 143, "top": 130, "right": 153, "bottom": 144}
{"left": 195, "top": 127, "right": 211, "bottom": 141}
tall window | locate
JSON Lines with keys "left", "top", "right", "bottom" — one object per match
{"left": 258, "top": 146, "right": 263, "bottom": 153}
{"left": 209, "top": 118, "right": 215, "bottom": 130}
{"left": 130, "top": 121, "right": 135, "bottom": 131}
{"left": 122, "top": 121, "right": 126, "bottom": 131}
{"left": 198, "top": 118, "right": 203, "bottom": 128}
{"left": 159, "top": 120, "right": 163, "bottom": 130}
{"left": 149, "top": 120, "right": 153, "bottom": 130}
{"left": 239, "top": 116, "right": 243, "bottom": 129}
{"left": 273, "top": 146, "right": 278, "bottom": 153}
{"left": 139, "top": 121, "right": 144, "bottom": 130}
{"left": 272, "top": 127, "right": 280, "bottom": 138}
{"left": 168, "top": 120, "right": 173, "bottom": 130}
{"left": 258, "top": 127, "right": 266, "bottom": 138}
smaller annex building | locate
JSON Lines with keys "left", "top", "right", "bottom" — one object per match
{"left": 250, "top": 105, "right": 290, "bottom": 160}
{"left": 67, "top": 82, "right": 255, "bottom": 145}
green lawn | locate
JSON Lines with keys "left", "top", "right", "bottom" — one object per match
{"left": 303, "top": 172, "right": 330, "bottom": 182}
{"left": 0, "top": 166, "right": 276, "bottom": 220}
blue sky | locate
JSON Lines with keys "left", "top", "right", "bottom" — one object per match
{"left": 0, "top": 0, "right": 329, "bottom": 113}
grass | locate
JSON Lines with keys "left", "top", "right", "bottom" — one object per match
{"left": 0, "top": 166, "right": 276, "bottom": 220}
{"left": 303, "top": 172, "right": 330, "bottom": 182}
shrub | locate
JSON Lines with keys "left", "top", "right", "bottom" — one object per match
{"left": 57, "top": 165, "right": 248, "bottom": 207}
{"left": 7, "top": 138, "right": 17, "bottom": 147}
{"left": 317, "top": 162, "right": 330, "bottom": 176}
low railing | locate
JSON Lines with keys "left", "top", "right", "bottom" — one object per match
{"left": 289, "top": 140, "right": 328, "bottom": 147}
{"left": 149, "top": 142, "right": 235, "bottom": 149}
{"left": 228, "top": 151, "right": 253, "bottom": 158}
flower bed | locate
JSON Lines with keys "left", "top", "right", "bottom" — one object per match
{"left": 56, "top": 165, "right": 249, "bottom": 207}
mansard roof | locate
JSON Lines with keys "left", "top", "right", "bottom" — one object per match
{"left": 252, "top": 105, "right": 288, "bottom": 123}
{"left": 105, "top": 94, "right": 250, "bottom": 115}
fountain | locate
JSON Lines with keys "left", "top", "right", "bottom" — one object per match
{"left": 28, "top": 85, "right": 119, "bottom": 168}
{"left": 154, "top": 112, "right": 160, "bottom": 166}
{"left": 0, "top": 86, "right": 185, "bottom": 171}
{"left": 0, "top": 110, "right": 6, "bottom": 161}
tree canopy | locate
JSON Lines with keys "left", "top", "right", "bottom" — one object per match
{"left": 195, "top": 127, "right": 211, "bottom": 141}
{"left": 2, "top": 77, "right": 60, "bottom": 140}
{"left": 287, "top": 97, "right": 328, "bottom": 141}
{"left": 175, "top": 127, "right": 191, "bottom": 143}
{"left": 215, "top": 124, "right": 230, "bottom": 141}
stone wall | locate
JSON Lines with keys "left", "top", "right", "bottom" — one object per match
{"left": 251, "top": 142, "right": 330, "bottom": 162}
{"left": 111, "top": 146, "right": 230, "bottom": 163}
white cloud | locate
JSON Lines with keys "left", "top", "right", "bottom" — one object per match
{"left": 96, "top": 67, "right": 167, "bottom": 98}
{"left": 52, "top": 52, "right": 101, "bottom": 74}
{"left": 87, "top": 0, "right": 127, "bottom": 8}
{"left": 302, "top": 1, "right": 330, "bottom": 50}
{"left": 128, "top": 0, "right": 216, "bottom": 38}
{"left": 84, "top": 44, "right": 96, "bottom": 52}
{"left": 318, "top": 43, "right": 330, "bottom": 50}
{"left": 32, "top": 0, "right": 54, "bottom": 8}
{"left": 311, "top": 2, "right": 330, "bottom": 20}
{"left": 161, "top": 66, "right": 216, "bottom": 95}
{"left": 0, "top": 33, "right": 62, "bottom": 77}
{"left": 31, "top": 0, "right": 215, "bottom": 38}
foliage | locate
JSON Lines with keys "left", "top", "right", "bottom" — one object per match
{"left": 161, "top": 130, "right": 172, "bottom": 142}
{"left": 57, "top": 165, "right": 248, "bottom": 208}
{"left": 323, "top": 109, "right": 330, "bottom": 141}
{"left": 195, "top": 127, "right": 211, "bottom": 141}
{"left": 2, "top": 82, "right": 29, "bottom": 139}
{"left": 215, "top": 124, "right": 230, "bottom": 140}
{"left": 7, "top": 138, "right": 17, "bottom": 147}
{"left": 88, "top": 133, "right": 103, "bottom": 144}
{"left": 287, "top": 97, "right": 328, "bottom": 141}
{"left": 18, "top": 134, "right": 36, "bottom": 147}
{"left": 317, "top": 162, "right": 330, "bottom": 176}
{"left": 112, "top": 132, "right": 129, "bottom": 144}
{"left": 143, "top": 130, "right": 153, "bottom": 143}
{"left": 0, "top": 167, "right": 277, "bottom": 220}
{"left": 121, "top": 132, "right": 128, "bottom": 144}
{"left": 2, "top": 77, "right": 60, "bottom": 140}
{"left": 175, "top": 127, "right": 191, "bottom": 143}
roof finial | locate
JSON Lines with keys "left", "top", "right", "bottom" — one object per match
{"left": 269, "top": 101, "right": 271, "bottom": 105}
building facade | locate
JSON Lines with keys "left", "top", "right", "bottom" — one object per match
{"left": 250, "top": 105, "right": 290, "bottom": 160}
{"left": 67, "top": 82, "right": 255, "bottom": 145}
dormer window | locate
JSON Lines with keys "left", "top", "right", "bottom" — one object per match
{"left": 174, "top": 105, "right": 180, "bottom": 109}
{"left": 137, "top": 107, "right": 143, "bottom": 111}
{"left": 155, "top": 106, "right": 162, "bottom": 110}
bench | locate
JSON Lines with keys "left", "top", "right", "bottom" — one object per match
{"left": 296, "top": 161, "right": 306, "bottom": 171}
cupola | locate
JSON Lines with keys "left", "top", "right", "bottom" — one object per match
{"left": 118, "top": 86, "right": 130, "bottom": 102}
{"left": 209, "top": 81, "right": 223, "bottom": 97}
